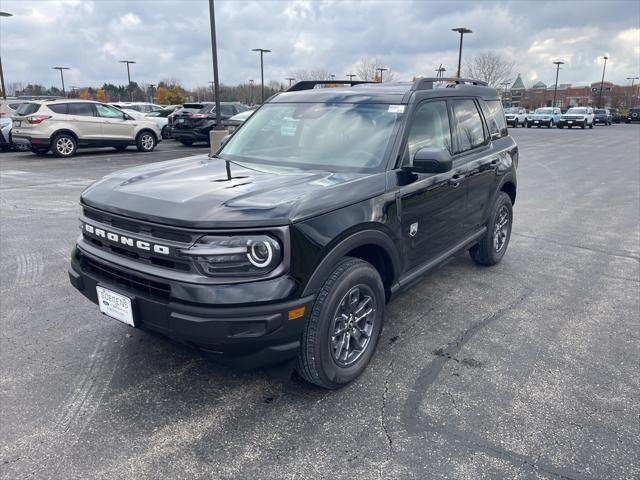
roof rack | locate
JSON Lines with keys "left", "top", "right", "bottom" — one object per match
{"left": 412, "top": 77, "right": 488, "bottom": 91}
{"left": 286, "top": 80, "right": 375, "bottom": 92}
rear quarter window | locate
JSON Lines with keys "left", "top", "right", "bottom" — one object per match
{"left": 16, "top": 103, "right": 41, "bottom": 116}
{"left": 480, "top": 99, "right": 508, "bottom": 138}
{"left": 48, "top": 104, "right": 69, "bottom": 114}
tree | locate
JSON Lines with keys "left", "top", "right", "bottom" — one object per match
{"left": 79, "top": 88, "right": 92, "bottom": 100}
{"left": 156, "top": 85, "right": 170, "bottom": 104}
{"left": 353, "top": 57, "right": 397, "bottom": 82}
{"left": 165, "top": 86, "right": 185, "bottom": 105}
{"left": 289, "top": 69, "right": 333, "bottom": 81}
{"left": 96, "top": 88, "right": 109, "bottom": 103}
{"left": 463, "top": 52, "right": 515, "bottom": 88}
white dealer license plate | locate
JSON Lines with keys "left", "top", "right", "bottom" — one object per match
{"left": 568, "top": 121, "right": 573, "bottom": 124}
{"left": 13, "top": 120, "right": 21, "bottom": 127}
{"left": 96, "top": 286, "right": 134, "bottom": 326}
{"left": 534, "top": 120, "right": 539, "bottom": 123}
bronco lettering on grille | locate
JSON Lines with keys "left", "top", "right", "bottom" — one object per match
{"left": 83, "top": 223, "right": 170, "bottom": 255}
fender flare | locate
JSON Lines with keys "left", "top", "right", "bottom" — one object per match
{"left": 301, "top": 229, "right": 402, "bottom": 297}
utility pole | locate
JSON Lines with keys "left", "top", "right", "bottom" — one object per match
{"left": 119, "top": 60, "right": 136, "bottom": 101}
{"left": 0, "top": 11, "right": 12, "bottom": 99}
{"left": 626, "top": 77, "right": 638, "bottom": 108}
{"left": 452, "top": 27, "right": 472, "bottom": 78}
{"left": 52, "top": 67, "right": 70, "bottom": 97}
{"left": 249, "top": 79, "right": 254, "bottom": 105}
{"left": 376, "top": 67, "right": 388, "bottom": 83}
{"left": 208, "top": 0, "right": 223, "bottom": 128}
{"left": 552, "top": 60, "right": 565, "bottom": 108}
{"left": 251, "top": 48, "right": 271, "bottom": 103}
{"left": 286, "top": 77, "right": 295, "bottom": 87}
{"left": 598, "top": 56, "right": 609, "bottom": 108}
{"left": 148, "top": 84, "right": 156, "bottom": 103}
{"left": 346, "top": 74, "right": 356, "bottom": 81}
{"left": 435, "top": 65, "right": 446, "bottom": 79}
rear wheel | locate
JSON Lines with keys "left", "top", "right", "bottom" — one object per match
{"left": 51, "top": 134, "right": 76, "bottom": 158}
{"left": 180, "top": 139, "right": 193, "bottom": 146}
{"left": 296, "top": 257, "right": 385, "bottom": 389}
{"left": 161, "top": 126, "right": 169, "bottom": 139}
{"left": 469, "top": 192, "right": 513, "bottom": 266}
{"left": 136, "top": 131, "right": 156, "bottom": 152}
{"left": 30, "top": 146, "right": 49, "bottom": 155}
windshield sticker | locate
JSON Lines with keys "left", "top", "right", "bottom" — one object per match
{"left": 388, "top": 105, "right": 405, "bottom": 114}
{"left": 281, "top": 120, "right": 298, "bottom": 136}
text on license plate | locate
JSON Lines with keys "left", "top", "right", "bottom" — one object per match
{"left": 96, "top": 286, "right": 134, "bottom": 326}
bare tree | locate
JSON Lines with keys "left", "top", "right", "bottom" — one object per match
{"left": 289, "top": 69, "right": 333, "bottom": 81}
{"left": 463, "top": 52, "right": 515, "bottom": 87}
{"left": 353, "top": 57, "right": 397, "bottom": 82}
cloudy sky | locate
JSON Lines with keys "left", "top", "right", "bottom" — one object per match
{"left": 1, "top": 0, "right": 639, "bottom": 90}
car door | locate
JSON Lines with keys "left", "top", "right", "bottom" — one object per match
{"left": 95, "top": 104, "right": 135, "bottom": 142}
{"left": 66, "top": 103, "right": 103, "bottom": 142}
{"left": 455, "top": 98, "right": 503, "bottom": 232}
{"left": 397, "top": 99, "right": 468, "bottom": 270}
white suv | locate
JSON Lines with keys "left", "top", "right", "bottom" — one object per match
{"left": 558, "top": 107, "right": 595, "bottom": 129}
{"left": 11, "top": 100, "right": 162, "bottom": 157}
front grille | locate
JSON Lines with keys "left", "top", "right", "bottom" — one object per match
{"left": 81, "top": 255, "right": 171, "bottom": 301}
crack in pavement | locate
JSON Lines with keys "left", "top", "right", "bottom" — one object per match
{"left": 378, "top": 362, "right": 394, "bottom": 480}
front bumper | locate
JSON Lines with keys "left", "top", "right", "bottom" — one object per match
{"left": 69, "top": 245, "right": 314, "bottom": 368}
{"left": 528, "top": 118, "right": 553, "bottom": 125}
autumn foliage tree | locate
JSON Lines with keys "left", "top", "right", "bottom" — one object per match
{"left": 95, "top": 88, "right": 109, "bottom": 103}
{"left": 79, "top": 88, "right": 92, "bottom": 100}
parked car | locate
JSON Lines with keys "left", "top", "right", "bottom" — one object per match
{"left": 171, "top": 102, "right": 250, "bottom": 145}
{"left": 68, "top": 77, "right": 518, "bottom": 389}
{"left": 526, "top": 107, "right": 561, "bottom": 128}
{"left": 11, "top": 100, "right": 162, "bottom": 157}
{"left": 110, "top": 102, "right": 164, "bottom": 113}
{"left": 593, "top": 108, "right": 612, "bottom": 125}
{"left": 503, "top": 107, "right": 528, "bottom": 128}
{"left": 0, "top": 117, "right": 13, "bottom": 150}
{"left": 0, "top": 99, "right": 27, "bottom": 118}
{"left": 144, "top": 109, "right": 175, "bottom": 139}
{"left": 558, "top": 107, "right": 595, "bottom": 129}
{"left": 225, "top": 109, "right": 255, "bottom": 133}
{"left": 609, "top": 108, "right": 624, "bottom": 124}
{"left": 626, "top": 108, "right": 640, "bottom": 123}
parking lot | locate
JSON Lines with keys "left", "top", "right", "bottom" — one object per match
{"left": 1, "top": 127, "right": 639, "bottom": 479}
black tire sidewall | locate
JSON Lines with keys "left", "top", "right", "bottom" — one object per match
{"left": 303, "top": 259, "right": 385, "bottom": 388}
{"left": 486, "top": 192, "right": 513, "bottom": 264}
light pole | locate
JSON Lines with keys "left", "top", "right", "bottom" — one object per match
{"left": 598, "top": 56, "right": 608, "bottom": 108}
{"left": 0, "top": 11, "right": 13, "bottom": 99}
{"left": 626, "top": 77, "right": 639, "bottom": 108}
{"left": 52, "top": 67, "right": 70, "bottom": 97}
{"left": 346, "top": 74, "right": 356, "bottom": 81}
{"left": 207, "top": 0, "right": 223, "bottom": 128}
{"left": 452, "top": 27, "right": 472, "bottom": 78}
{"left": 251, "top": 48, "right": 271, "bottom": 103}
{"left": 148, "top": 84, "right": 156, "bottom": 103}
{"left": 208, "top": 81, "right": 215, "bottom": 102}
{"left": 552, "top": 60, "right": 565, "bottom": 109}
{"left": 70, "top": 86, "right": 79, "bottom": 98}
{"left": 286, "top": 77, "right": 295, "bottom": 87}
{"left": 119, "top": 60, "right": 136, "bottom": 101}
{"left": 376, "top": 67, "right": 388, "bottom": 83}
{"left": 249, "top": 79, "right": 254, "bottom": 105}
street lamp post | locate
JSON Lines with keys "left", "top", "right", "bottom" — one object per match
{"left": 286, "top": 77, "right": 295, "bottom": 87}
{"left": 375, "top": 67, "right": 388, "bottom": 82}
{"left": 52, "top": 67, "right": 70, "bottom": 97}
{"left": 207, "top": 0, "right": 223, "bottom": 128}
{"left": 208, "top": 81, "right": 215, "bottom": 102}
{"left": 626, "top": 77, "right": 639, "bottom": 108}
{"left": 452, "top": 27, "right": 472, "bottom": 78}
{"left": 0, "top": 11, "right": 13, "bottom": 99}
{"left": 119, "top": 60, "right": 136, "bottom": 102}
{"left": 148, "top": 84, "right": 156, "bottom": 103}
{"left": 346, "top": 74, "right": 356, "bottom": 81}
{"left": 552, "top": 60, "right": 565, "bottom": 109}
{"left": 598, "top": 56, "right": 609, "bottom": 108}
{"left": 251, "top": 48, "right": 271, "bottom": 103}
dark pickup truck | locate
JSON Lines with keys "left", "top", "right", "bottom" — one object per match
{"left": 69, "top": 78, "right": 518, "bottom": 389}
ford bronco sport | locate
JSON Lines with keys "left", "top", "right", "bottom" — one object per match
{"left": 69, "top": 78, "right": 518, "bottom": 389}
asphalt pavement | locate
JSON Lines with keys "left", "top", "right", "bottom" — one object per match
{"left": 1, "top": 128, "right": 639, "bottom": 480}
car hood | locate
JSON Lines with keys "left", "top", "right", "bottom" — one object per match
{"left": 80, "top": 155, "right": 386, "bottom": 228}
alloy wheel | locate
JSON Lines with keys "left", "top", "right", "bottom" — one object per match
{"left": 330, "top": 285, "right": 376, "bottom": 367}
{"left": 141, "top": 134, "right": 154, "bottom": 150}
{"left": 493, "top": 205, "right": 510, "bottom": 252}
{"left": 56, "top": 137, "right": 74, "bottom": 155}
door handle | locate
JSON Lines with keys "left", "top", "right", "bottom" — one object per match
{"left": 448, "top": 174, "right": 465, "bottom": 188}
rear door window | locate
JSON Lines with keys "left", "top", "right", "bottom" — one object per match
{"left": 67, "top": 103, "right": 95, "bottom": 116}
{"left": 16, "top": 103, "right": 41, "bottom": 115}
{"left": 96, "top": 104, "right": 124, "bottom": 118}
{"left": 450, "top": 99, "right": 487, "bottom": 153}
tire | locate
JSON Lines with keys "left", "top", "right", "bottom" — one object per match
{"left": 15, "top": 143, "right": 30, "bottom": 152}
{"left": 469, "top": 191, "right": 513, "bottom": 266}
{"left": 536, "top": 125, "right": 540, "bottom": 128}
{"left": 136, "top": 131, "right": 156, "bottom": 152}
{"left": 581, "top": 122, "right": 586, "bottom": 129}
{"left": 558, "top": 124, "right": 564, "bottom": 129}
{"left": 161, "top": 126, "right": 169, "bottom": 139}
{"left": 526, "top": 123, "right": 531, "bottom": 128}
{"left": 180, "top": 139, "right": 194, "bottom": 146}
{"left": 296, "top": 257, "right": 385, "bottom": 389}
{"left": 113, "top": 145, "right": 128, "bottom": 152}
{"left": 51, "top": 134, "right": 76, "bottom": 158}
{"left": 589, "top": 122, "right": 593, "bottom": 129}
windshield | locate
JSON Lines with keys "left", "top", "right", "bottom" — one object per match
{"left": 535, "top": 108, "right": 554, "bottom": 114}
{"left": 220, "top": 103, "right": 403, "bottom": 172}
{"left": 594, "top": 109, "right": 606, "bottom": 114}
{"left": 504, "top": 107, "right": 518, "bottom": 114}
{"left": 567, "top": 108, "right": 587, "bottom": 114}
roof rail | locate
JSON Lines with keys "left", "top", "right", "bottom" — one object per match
{"left": 286, "top": 80, "right": 376, "bottom": 92}
{"left": 412, "top": 77, "right": 489, "bottom": 91}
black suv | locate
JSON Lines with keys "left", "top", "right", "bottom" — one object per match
{"left": 171, "top": 102, "right": 249, "bottom": 146}
{"left": 69, "top": 78, "right": 518, "bottom": 389}
{"left": 626, "top": 108, "right": 640, "bottom": 123}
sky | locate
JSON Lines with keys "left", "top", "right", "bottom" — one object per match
{"left": 1, "top": 0, "right": 639, "bottom": 90}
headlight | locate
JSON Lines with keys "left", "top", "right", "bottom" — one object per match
{"left": 181, "top": 234, "right": 282, "bottom": 276}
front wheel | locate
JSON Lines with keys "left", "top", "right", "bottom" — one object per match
{"left": 296, "top": 258, "right": 385, "bottom": 389}
{"left": 589, "top": 122, "right": 593, "bottom": 129}
{"left": 136, "top": 131, "right": 157, "bottom": 152}
{"left": 469, "top": 192, "right": 513, "bottom": 266}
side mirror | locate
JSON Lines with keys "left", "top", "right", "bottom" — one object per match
{"left": 409, "top": 147, "right": 452, "bottom": 174}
